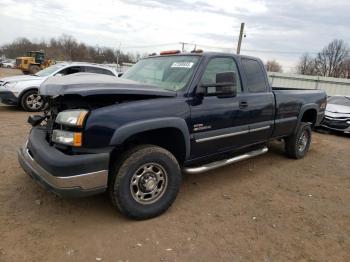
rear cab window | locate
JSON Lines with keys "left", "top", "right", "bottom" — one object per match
{"left": 241, "top": 58, "right": 267, "bottom": 92}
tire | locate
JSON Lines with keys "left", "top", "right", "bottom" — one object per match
{"left": 20, "top": 90, "right": 45, "bottom": 112}
{"left": 285, "top": 122, "right": 312, "bottom": 159}
{"left": 28, "top": 65, "right": 40, "bottom": 74}
{"left": 109, "top": 145, "right": 181, "bottom": 220}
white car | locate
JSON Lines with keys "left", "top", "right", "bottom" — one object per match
{"left": 321, "top": 95, "right": 350, "bottom": 133}
{"left": 1, "top": 59, "right": 16, "bottom": 68}
{"left": 0, "top": 62, "right": 118, "bottom": 111}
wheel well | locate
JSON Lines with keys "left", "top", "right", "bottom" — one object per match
{"left": 301, "top": 109, "right": 317, "bottom": 126}
{"left": 19, "top": 88, "right": 38, "bottom": 100}
{"left": 111, "top": 128, "right": 187, "bottom": 166}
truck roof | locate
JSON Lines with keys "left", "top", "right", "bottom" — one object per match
{"left": 146, "top": 51, "right": 259, "bottom": 61}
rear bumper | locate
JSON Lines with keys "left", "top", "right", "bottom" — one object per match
{"left": 18, "top": 127, "right": 110, "bottom": 197}
{"left": 0, "top": 90, "right": 19, "bottom": 105}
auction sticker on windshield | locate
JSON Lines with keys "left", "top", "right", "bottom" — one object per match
{"left": 171, "top": 62, "right": 194, "bottom": 68}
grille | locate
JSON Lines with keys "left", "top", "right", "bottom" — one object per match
{"left": 45, "top": 109, "right": 58, "bottom": 142}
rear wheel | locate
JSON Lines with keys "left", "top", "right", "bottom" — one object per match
{"left": 109, "top": 145, "right": 181, "bottom": 220}
{"left": 285, "top": 122, "right": 312, "bottom": 159}
{"left": 28, "top": 65, "right": 40, "bottom": 74}
{"left": 20, "top": 90, "right": 45, "bottom": 112}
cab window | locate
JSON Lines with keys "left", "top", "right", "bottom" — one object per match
{"left": 200, "top": 57, "right": 241, "bottom": 93}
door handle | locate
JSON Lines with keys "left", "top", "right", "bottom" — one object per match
{"left": 239, "top": 101, "right": 248, "bottom": 109}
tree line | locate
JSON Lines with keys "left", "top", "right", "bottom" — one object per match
{"left": 0, "top": 34, "right": 141, "bottom": 64}
{"left": 265, "top": 39, "right": 350, "bottom": 79}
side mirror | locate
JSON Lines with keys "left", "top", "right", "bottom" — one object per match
{"left": 55, "top": 73, "right": 63, "bottom": 77}
{"left": 199, "top": 71, "right": 237, "bottom": 97}
{"left": 118, "top": 72, "right": 123, "bottom": 77}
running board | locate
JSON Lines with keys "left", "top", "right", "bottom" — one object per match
{"left": 183, "top": 147, "right": 268, "bottom": 174}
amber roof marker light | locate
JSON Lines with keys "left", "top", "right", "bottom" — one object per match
{"left": 160, "top": 50, "right": 181, "bottom": 55}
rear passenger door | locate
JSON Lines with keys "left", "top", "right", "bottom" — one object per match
{"left": 240, "top": 58, "right": 274, "bottom": 144}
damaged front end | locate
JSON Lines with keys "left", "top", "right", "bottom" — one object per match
{"left": 29, "top": 73, "right": 176, "bottom": 151}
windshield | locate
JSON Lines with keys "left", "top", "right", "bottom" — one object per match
{"left": 328, "top": 96, "right": 350, "bottom": 107}
{"left": 122, "top": 55, "right": 200, "bottom": 91}
{"left": 34, "top": 63, "right": 65, "bottom": 77}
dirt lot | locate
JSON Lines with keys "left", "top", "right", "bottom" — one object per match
{"left": 0, "top": 68, "right": 349, "bottom": 261}
{"left": 0, "top": 68, "right": 23, "bottom": 78}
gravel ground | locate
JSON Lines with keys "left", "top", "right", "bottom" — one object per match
{"left": 0, "top": 68, "right": 349, "bottom": 261}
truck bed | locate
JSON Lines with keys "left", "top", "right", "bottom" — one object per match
{"left": 271, "top": 87, "right": 327, "bottom": 138}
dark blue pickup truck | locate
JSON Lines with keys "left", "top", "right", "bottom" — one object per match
{"left": 18, "top": 51, "right": 327, "bottom": 219}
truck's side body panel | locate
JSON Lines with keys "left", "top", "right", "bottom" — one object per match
{"left": 272, "top": 89, "right": 326, "bottom": 138}
{"left": 81, "top": 53, "right": 326, "bottom": 164}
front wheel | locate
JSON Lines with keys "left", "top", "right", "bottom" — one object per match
{"left": 20, "top": 90, "right": 45, "bottom": 112}
{"left": 109, "top": 145, "right": 181, "bottom": 220}
{"left": 28, "top": 65, "right": 40, "bottom": 74}
{"left": 285, "top": 122, "right": 312, "bottom": 159}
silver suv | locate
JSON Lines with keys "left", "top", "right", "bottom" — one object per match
{"left": 0, "top": 62, "right": 118, "bottom": 111}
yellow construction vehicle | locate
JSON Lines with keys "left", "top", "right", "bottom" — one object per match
{"left": 16, "top": 51, "right": 55, "bottom": 74}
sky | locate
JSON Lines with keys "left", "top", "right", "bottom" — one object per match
{"left": 0, "top": 0, "right": 349, "bottom": 71}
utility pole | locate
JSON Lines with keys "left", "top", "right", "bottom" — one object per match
{"left": 236, "top": 23, "right": 245, "bottom": 55}
{"left": 116, "top": 43, "right": 121, "bottom": 72}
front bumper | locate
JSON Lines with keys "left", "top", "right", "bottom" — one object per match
{"left": 18, "top": 127, "right": 110, "bottom": 197}
{"left": 0, "top": 89, "right": 19, "bottom": 105}
{"left": 321, "top": 117, "right": 350, "bottom": 133}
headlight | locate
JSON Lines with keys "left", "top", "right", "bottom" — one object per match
{"left": 52, "top": 130, "right": 82, "bottom": 146}
{"left": 4, "top": 81, "right": 17, "bottom": 88}
{"left": 347, "top": 121, "right": 350, "bottom": 125}
{"left": 55, "top": 109, "right": 88, "bottom": 127}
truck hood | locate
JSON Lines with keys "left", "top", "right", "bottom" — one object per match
{"left": 39, "top": 73, "right": 177, "bottom": 97}
{"left": 0, "top": 75, "right": 44, "bottom": 83}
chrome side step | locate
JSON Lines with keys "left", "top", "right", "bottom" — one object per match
{"left": 183, "top": 147, "right": 268, "bottom": 174}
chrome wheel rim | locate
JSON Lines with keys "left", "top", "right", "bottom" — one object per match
{"left": 130, "top": 163, "right": 168, "bottom": 205}
{"left": 26, "top": 94, "right": 43, "bottom": 110}
{"left": 297, "top": 130, "right": 309, "bottom": 152}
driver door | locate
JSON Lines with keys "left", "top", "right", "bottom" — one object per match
{"left": 189, "top": 56, "right": 251, "bottom": 159}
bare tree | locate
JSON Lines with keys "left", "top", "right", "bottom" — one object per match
{"left": 296, "top": 53, "right": 317, "bottom": 75}
{"left": 340, "top": 58, "right": 350, "bottom": 79}
{"left": 265, "top": 60, "right": 282, "bottom": 72}
{"left": 58, "top": 34, "right": 78, "bottom": 60}
{"left": 314, "top": 39, "right": 349, "bottom": 77}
